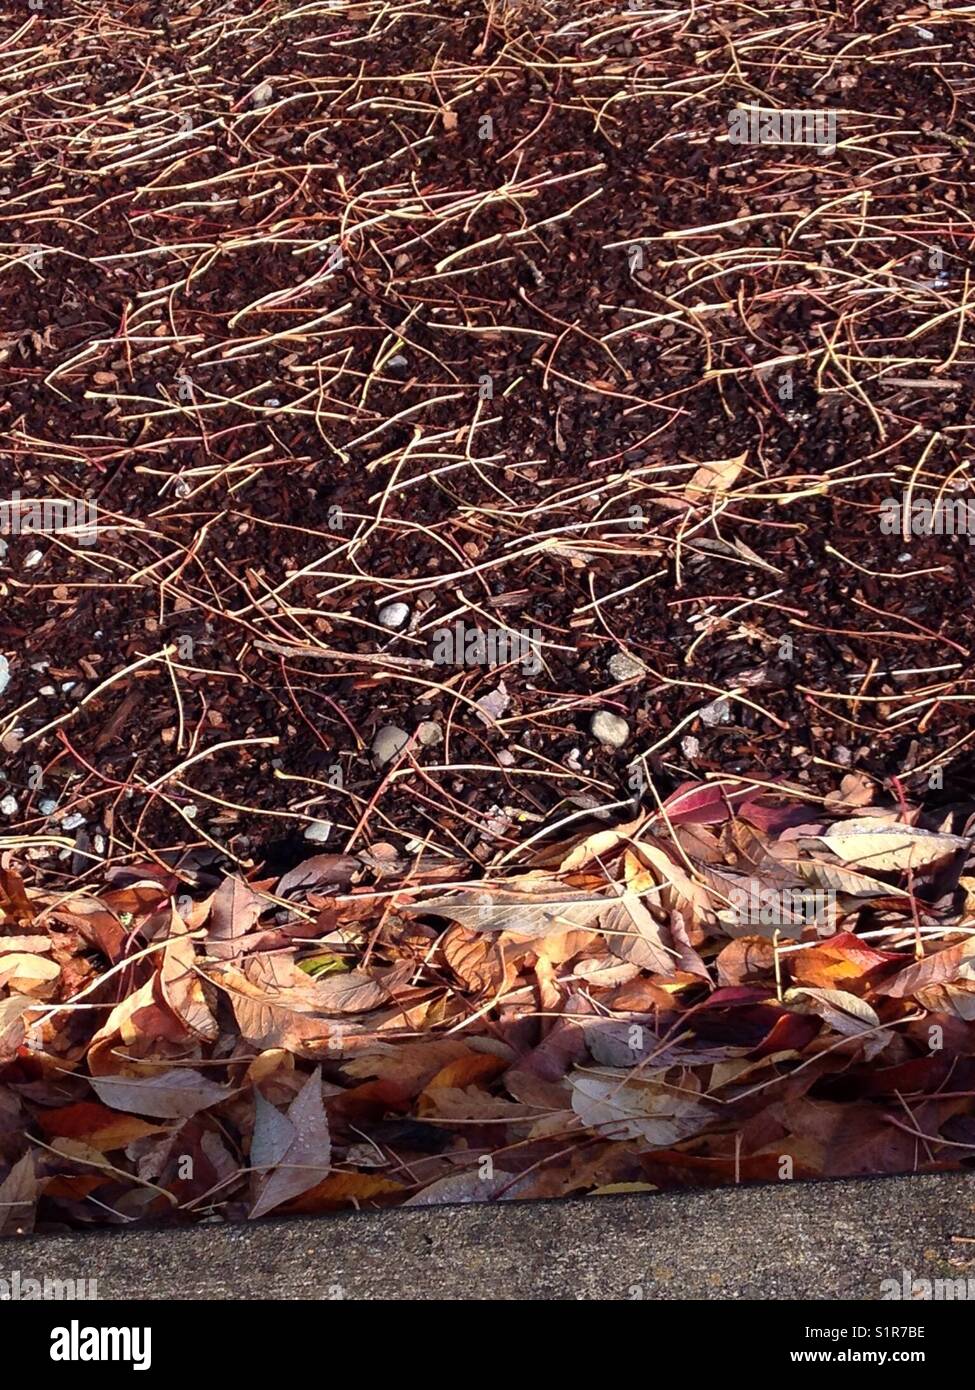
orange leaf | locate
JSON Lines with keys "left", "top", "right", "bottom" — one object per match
{"left": 36, "top": 1101, "right": 166, "bottom": 1151}
{"left": 281, "top": 1171, "right": 405, "bottom": 1212}
{"left": 423, "top": 1053, "right": 507, "bottom": 1091}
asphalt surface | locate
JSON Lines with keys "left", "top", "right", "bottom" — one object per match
{"left": 3, "top": 1173, "right": 974, "bottom": 1300}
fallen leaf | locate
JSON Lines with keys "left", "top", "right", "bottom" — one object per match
{"left": 784, "top": 987, "right": 881, "bottom": 1036}
{"left": 0, "top": 1153, "right": 37, "bottom": 1235}
{"left": 404, "top": 1169, "right": 521, "bottom": 1205}
{"left": 0, "top": 952, "right": 60, "bottom": 997}
{"left": 569, "top": 1068, "right": 713, "bottom": 1145}
{"left": 206, "top": 875, "right": 267, "bottom": 959}
{"left": 161, "top": 907, "right": 219, "bottom": 1040}
{"left": 250, "top": 1068, "right": 332, "bottom": 1219}
{"left": 90, "top": 1069, "right": 232, "bottom": 1118}
{"left": 685, "top": 450, "right": 747, "bottom": 500}
{"left": 820, "top": 819, "right": 968, "bottom": 873}
{"left": 879, "top": 937, "right": 975, "bottom": 999}
{"left": 36, "top": 1102, "right": 166, "bottom": 1151}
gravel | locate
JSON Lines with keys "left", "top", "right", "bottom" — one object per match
{"left": 303, "top": 820, "right": 333, "bottom": 844}
{"left": 590, "top": 711, "right": 630, "bottom": 748}
{"left": 372, "top": 725, "right": 410, "bottom": 765}
{"left": 608, "top": 652, "right": 646, "bottom": 682}
{"left": 377, "top": 602, "right": 410, "bottom": 630}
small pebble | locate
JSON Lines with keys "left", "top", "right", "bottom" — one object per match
{"left": 0, "top": 654, "right": 8, "bottom": 695}
{"left": 61, "top": 812, "right": 86, "bottom": 830}
{"left": 24, "top": 550, "right": 43, "bottom": 569}
{"left": 39, "top": 799, "right": 57, "bottom": 816}
{"left": 416, "top": 720, "right": 443, "bottom": 747}
{"left": 681, "top": 735, "right": 701, "bottom": 759}
{"left": 699, "top": 696, "right": 732, "bottom": 727}
{"left": 0, "top": 795, "right": 18, "bottom": 816}
{"left": 372, "top": 724, "right": 409, "bottom": 766}
{"left": 608, "top": 652, "right": 646, "bottom": 682}
{"left": 497, "top": 749, "right": 515, "bottom": 767}
{"left": 303, "top": 819, "right": 333, "bottom": 844}
{"left": 590, "top": 711, "right": 630, "bottom": 749}
{"left": 377, "top": 601, "right": 410, "bottom": 630}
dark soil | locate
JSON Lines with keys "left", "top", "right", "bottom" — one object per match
{"left": 1, "top": 0, "right": 974, "bottom": 888}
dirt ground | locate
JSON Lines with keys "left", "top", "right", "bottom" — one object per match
{"left": 1, "top": 0, "right": 974, "bottom": 886}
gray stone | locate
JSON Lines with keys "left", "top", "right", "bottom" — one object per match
{"left": 699, "top": 695, "right": 732, "bottom": 726}
{"left": 608, "top": 651, "right": 645, "bottom": 682}
{"left": 303, "top": 820, "right": 333, "bottom": 844}
{"left": 590, "top": 711, "right": 630, "bottom": 748}
{"left": 416, "top": 720, "right": 443, "bottom": 747}
{"left": 372, "top": 725, "right": 409, "bottom": 765}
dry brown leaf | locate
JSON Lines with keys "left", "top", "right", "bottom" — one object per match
{"left": 684, "top": 450, "right": 747, "bottom": 501}
{"left": 250, "top": 1068, "right": 332, "bottom": 1219}
{"left": 820, "top": 819, "right": 968, "bottom": 873}
{"left": 0, "top": 1153, "right": 37, "bottom": 1236}
{"left": 90, "top": 1069, "right": 231, "bottom": 1118}
{"left": 0, "top": 952, "right": 60, "bottom": 997}
{"left": 160, "top": 907, "right": 219, "bottom": 1041}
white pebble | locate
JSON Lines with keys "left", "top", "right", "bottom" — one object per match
{"left": 61, "top": 812, "right": 86, "bottom": 830}
{"left": 0, "top": 655, "right": 8, "bottom": 695}
{"left": 590, "top": 711, "right": 630, "bottom": 749}
{"left": 303, "top": 820, "right": 333, "bottom": 844}
{"left": 24, "top": 550, "right": 43, "bottom": 569}
{"left": 0, "top": 795, "right": 18, "bottom": 816}
{"left": 372, "top": 724, "right": 409, "bottom": 765}
{"left": 377, "top": 602, "right": 410, "bottom": 630}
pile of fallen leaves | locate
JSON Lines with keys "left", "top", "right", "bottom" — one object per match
{"left": 2, "top": 775, "right": 975, "bottom": 1233}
